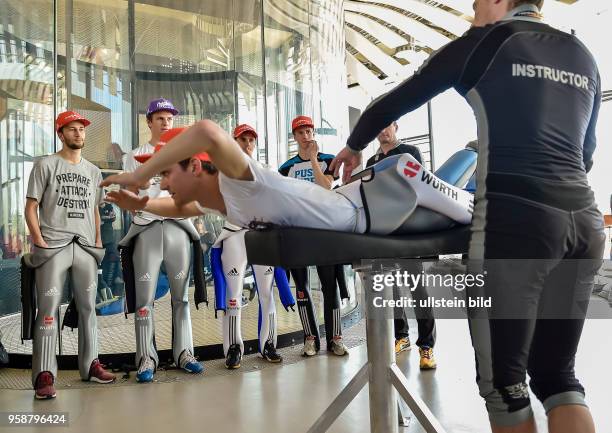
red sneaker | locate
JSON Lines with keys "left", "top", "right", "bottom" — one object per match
{"left": 88, "top": 359, "right": 116, "bottom": 384}
{"left": 34, "top": 372, "right": 56, "bottom": 399}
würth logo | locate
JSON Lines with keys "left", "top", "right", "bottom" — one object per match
{"left": 44, "top": 316, "right": 54, "bottom": 326}
{"left": 137, "top": 308, "right": 148, "bottom": 318}
{"left": 228, "top": 298, "right": 238, "bottom": 308}
{"left": 403, "top": 161, "right": 420, "bottom": 178}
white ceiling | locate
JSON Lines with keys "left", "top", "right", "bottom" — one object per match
{"left": 345, "top": 0, "right": 583, "bottom": 96}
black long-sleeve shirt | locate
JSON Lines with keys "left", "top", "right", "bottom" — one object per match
{"left": 347, "top": 5, "right": 600, "bottom": 208}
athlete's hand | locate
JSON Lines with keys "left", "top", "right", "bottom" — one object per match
{"left": 306, "top": 140, "right": 319, "bottom": 161}
{"left": 331, "top": 146, "right": 362, "bottom": 184}
{"left": 105, "top": 189, "right": 150, "bottom": 212}
{"left": 100, "top": 172, "right": 150, "bottom": 190}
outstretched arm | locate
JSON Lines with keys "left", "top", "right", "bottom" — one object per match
{"left": 101, "top": 120, "right": 252, "bottom": 191}
{"left": 105, "top": 190, "right": 203, "bottom": 218}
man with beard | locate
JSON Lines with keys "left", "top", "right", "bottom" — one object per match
{"left": 25, "top": 111, "right": 115, "bottom": 399}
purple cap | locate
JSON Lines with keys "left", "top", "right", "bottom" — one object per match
{"left": 146, "top": 98, "right": 179, "bottom": 117}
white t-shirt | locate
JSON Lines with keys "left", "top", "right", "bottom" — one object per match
{"left": 216, "top": 154, "right": 366, "bottom": 233}
{"left": 124, "top": 143, "right": 171, "bottom": 224}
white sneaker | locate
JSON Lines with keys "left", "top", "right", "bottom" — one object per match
{"left": 302, "top": 337, "right": 318, "bottom": 357}
{"left": 329, "top": 337, "right": 349, "bottom": 356}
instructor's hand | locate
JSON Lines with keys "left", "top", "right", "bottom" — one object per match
{"left": 331, "top": 147, "right": 362, "bottom": 184}
{"left": 100, "top": 172, "right": 150, "bottom": 191}
{"left": 105, "top": 190, "right": 150, "bottom": 212}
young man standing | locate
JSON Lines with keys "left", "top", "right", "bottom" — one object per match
{"left": 25, "top": 111, "right": 115, "bottom": 399}
{"left": 211, "top": 124, "right": 294, "bottom": 368}
{"left": 121, "top": 98, "right": 203, "bottom": 382}
{"left": 277, "top": 116, "right": 349, "bottom": 357}
{"left": 365, "top": 121, "right": 437, "bottom": 370}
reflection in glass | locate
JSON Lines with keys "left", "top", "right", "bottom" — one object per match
{"left": 0, "top": 0, "right": 350, "bottom": 357}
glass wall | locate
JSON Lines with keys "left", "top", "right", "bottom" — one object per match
{"left": 0, "top": 0, "right": 349, "bottom": 353}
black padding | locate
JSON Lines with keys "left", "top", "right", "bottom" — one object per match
{"left": 245, "top": 225, "right": 471, "bottom": 268}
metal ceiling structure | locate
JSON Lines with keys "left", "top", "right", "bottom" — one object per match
{"left": 344, "top": 0, "right": 586, "bottom": 96}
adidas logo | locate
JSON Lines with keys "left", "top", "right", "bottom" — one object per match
{"left": 227, "top": 268, "right": 239, "bottom": 277}
{"left": 86, "top": 281, "right": 97, "bottom": 292}
{"left": 139, "top": 273, "right": 152, "bottom": 282}
{"left": 264, "top": 267, "right": 273, "bottom": 275}
{"left": 174, "top": 270, "right": 186, "bottom": 280}
{"left": 44, "top": 286, "right": 59, "bottom": 297}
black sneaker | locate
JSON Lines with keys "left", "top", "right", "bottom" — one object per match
{"left": 262, "top": 341, "right": 283, "bottom": 363}
{"left": 225, "top": 344, "right": 242, "bottom": 369}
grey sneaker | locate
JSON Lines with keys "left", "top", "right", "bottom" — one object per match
{"left": 329, "top": 337, "right": 349, "bottom": 356}
{"left": 302, "top": 337, "right": 318, "bottom": 357}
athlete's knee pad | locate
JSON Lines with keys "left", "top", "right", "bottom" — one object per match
{"left": 483, "top": 382, "right": 534, "bottom": 427}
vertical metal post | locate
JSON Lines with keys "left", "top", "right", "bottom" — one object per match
{"left": 364, "top": 275, "right": 398, "bottom": 433}
{"left": 427, "top": 101, "right": 435, "bottom": 171}
{"left": 53, "top": 0, "right": 58, "bottom": 151}
{"left": 65, "top": 0, "right": 73, "bottom": 109}
{"left": 259, "top": 0, "right": 269, "bottom": 164}
{"left": 128, "top": 0, "right": 138, "bottom": 149}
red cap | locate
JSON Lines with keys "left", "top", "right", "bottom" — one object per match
{"left": 133, "top": 127, "right": 211, "bottom": 164}
{"left": 291, "top": 115, "right": 314, "bottom": 132}
{"left": 233, "top": 124, "right": 258, "bottom": 139}
{"left": 56, "top": 111, "right": 91, "bottom": 133}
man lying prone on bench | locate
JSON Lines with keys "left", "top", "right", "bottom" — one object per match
{"left": 101, "top": 122, "right": 473, "bottom": 235}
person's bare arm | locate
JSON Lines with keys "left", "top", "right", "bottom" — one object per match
{"left": 311, "top": 164, "right": 333, "bottom": 190}
{"left": 94, "top": 206, "right": 102, "bottom": 247}
{"left": 305, "top": 141, "right": 333, "bottom": 189}
{"left": 130, "top": 121, "right": 251, "bottom": 185}
{"left": 25, "top": 198, "right": 48, "bottom": 247}
{"left": 105, "top": 190, "right": 203, "bottom": 218}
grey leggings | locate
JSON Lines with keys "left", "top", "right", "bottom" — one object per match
{"left": 32, "top": 242, "right": 100, "bottom": 385}
{"left": 132, "top": 221, "right": 193, "bottom": 368}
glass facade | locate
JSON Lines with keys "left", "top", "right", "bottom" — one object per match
{"left": 0, "top": 0, "right": 350, "bottom": 351}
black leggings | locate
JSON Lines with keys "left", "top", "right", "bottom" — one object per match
{"left": 290, "top": 265, "right": 345, "bottom": 349}
{"left": 469, "top": 196, "right": 605, "bottom": 423}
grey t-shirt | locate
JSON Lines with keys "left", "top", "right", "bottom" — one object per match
{"left": 26, "top": 154, "right": 103, "bottom": 247}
